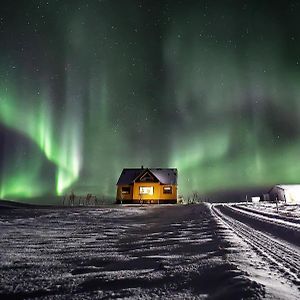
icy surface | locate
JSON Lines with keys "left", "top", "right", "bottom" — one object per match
{"left": 0, "top": 204, "right": 299, "bottom": 299}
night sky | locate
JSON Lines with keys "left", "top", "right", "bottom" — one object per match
{"left": 1, "top": 0, "right": 300, "bottom": 201}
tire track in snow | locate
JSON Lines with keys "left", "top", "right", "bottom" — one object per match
{"left": 232, "top": 204, "right": 300, "bottom": 225}
{"left": 229, "top": 205, "right": 300, "bottom": 235}
{"left": 211, "top": 204, "right": 300, "bottom": 291}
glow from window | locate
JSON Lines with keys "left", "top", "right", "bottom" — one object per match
{"left": 163, "top": 186, "right": 172, "bottom": 194}
{"left": 139, "top": 186, "right": 153, "bottom": 195}
{"left": 121, "top": 187, "right": 130, "bottom": 194}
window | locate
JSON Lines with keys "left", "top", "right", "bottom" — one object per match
{"left": 121, "top": 187, "right": 131, "bottom": 194}
{"left": 139, "top": 186, "right": 154, "bottom": 195}
{"left": 163, "top": 186, "right": 172, "bottom": 194}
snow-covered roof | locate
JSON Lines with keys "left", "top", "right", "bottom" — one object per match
{"left": 275, "top": 184, "right": 300, "bottom": 191}
{"left": 117, "top": 168, "right": 177, "bottom": 185}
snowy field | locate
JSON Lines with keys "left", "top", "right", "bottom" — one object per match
{"left": 0, "top": 204, "right": 299, "bottom": 299}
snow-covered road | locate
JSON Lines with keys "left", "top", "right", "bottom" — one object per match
{"left": 213, "top": 204, "right": 300, "bottom": 246}
{"left": 212, "top": 204, "right": 300, "bottom": 298}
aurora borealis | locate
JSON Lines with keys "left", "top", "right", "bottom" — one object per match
{"left": 1, "top": 1, "right": 300, "bottom": 201}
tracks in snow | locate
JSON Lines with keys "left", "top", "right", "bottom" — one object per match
{"left": 211, "top": 204, "right": 300, "bottom": 289}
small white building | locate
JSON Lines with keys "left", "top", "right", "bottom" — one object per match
{"left": 269, "top": 185, "right": 300, "bottom": 204}
{"left": 251, "top": 197, "right": 260, "bottom": 203}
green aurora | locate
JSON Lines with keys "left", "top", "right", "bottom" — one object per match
{"left": 1, "top": 1, "right": 300, "bottom": 201}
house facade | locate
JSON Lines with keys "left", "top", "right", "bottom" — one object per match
{"left": 116, "top": 167, "right": 177, "bottom": 204}
{"left": 269, "top": 184, "right": 300, "bottom": 204}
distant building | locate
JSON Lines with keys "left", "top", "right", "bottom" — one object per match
{"left": 116, "top": 167, "right": 178, "bottom": 204}
{"left": 269, "top": 185, "right": 300, "bottom": 204}
{"left": 251, "top": 197, "right": 260, "bottom": 203}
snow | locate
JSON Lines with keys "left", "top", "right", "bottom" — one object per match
{"left": 0, "top": 204, "right": 299, "bottom": 299}
{"left": 230, "top": 204, "right": 300, "bottom": 229}
{"left": 237, "top": 202, "right": 300, "bottom": 219}
{"left": 212, "top": 204, "right": 300, "bottom": 298}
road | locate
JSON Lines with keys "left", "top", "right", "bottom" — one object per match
{"left": 212, "top": 204, "right": 300, "bottom": 296}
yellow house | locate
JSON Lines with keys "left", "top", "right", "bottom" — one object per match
{"left": 116, "top": 167, "right": 178, "bottom": 204}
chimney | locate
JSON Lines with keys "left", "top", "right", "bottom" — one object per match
{"left": 141, "top": 165, "right": 144, "bottom": 169}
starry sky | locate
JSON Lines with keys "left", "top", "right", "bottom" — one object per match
{"left": 1, "top": 0, "right": 300, "bottom": 202}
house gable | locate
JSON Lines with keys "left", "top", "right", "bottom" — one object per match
{"left": 134, "top": 169, "right": 159, "bottom": 183}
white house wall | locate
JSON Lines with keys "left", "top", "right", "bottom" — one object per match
{"left": 284, "top": 189, "right": 300, "bottom": 204}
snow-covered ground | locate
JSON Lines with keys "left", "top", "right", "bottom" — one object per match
{"left": 0, "top": 204, "right": 299, "bottom": 299}
{"left": 235, "top": 202, "right": 300, "bottom": 220}
{"left": 212, "top": 204, "right": 300, "bottom": 299}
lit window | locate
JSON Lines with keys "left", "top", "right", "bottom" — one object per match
{"left": 122, "top": 187, "right": 131, "bottom": 194}
{"left": 139, "top": 186, "right": 154, "bottom": 195}
{"left": 163, "top": 186, "right": 172, "bottom": 194}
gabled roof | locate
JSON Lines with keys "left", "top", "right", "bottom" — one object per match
{"left": 271, "top": 184, "right": 300, "bottom": 191}
{"left": 117, "top": 168, "right": 177, "bottom": 185}
{"left": 116, "top": 169, "right": 142, "bottom": 185}
{"left": 150, "top": 168, "right": 177, "bottom": 185}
